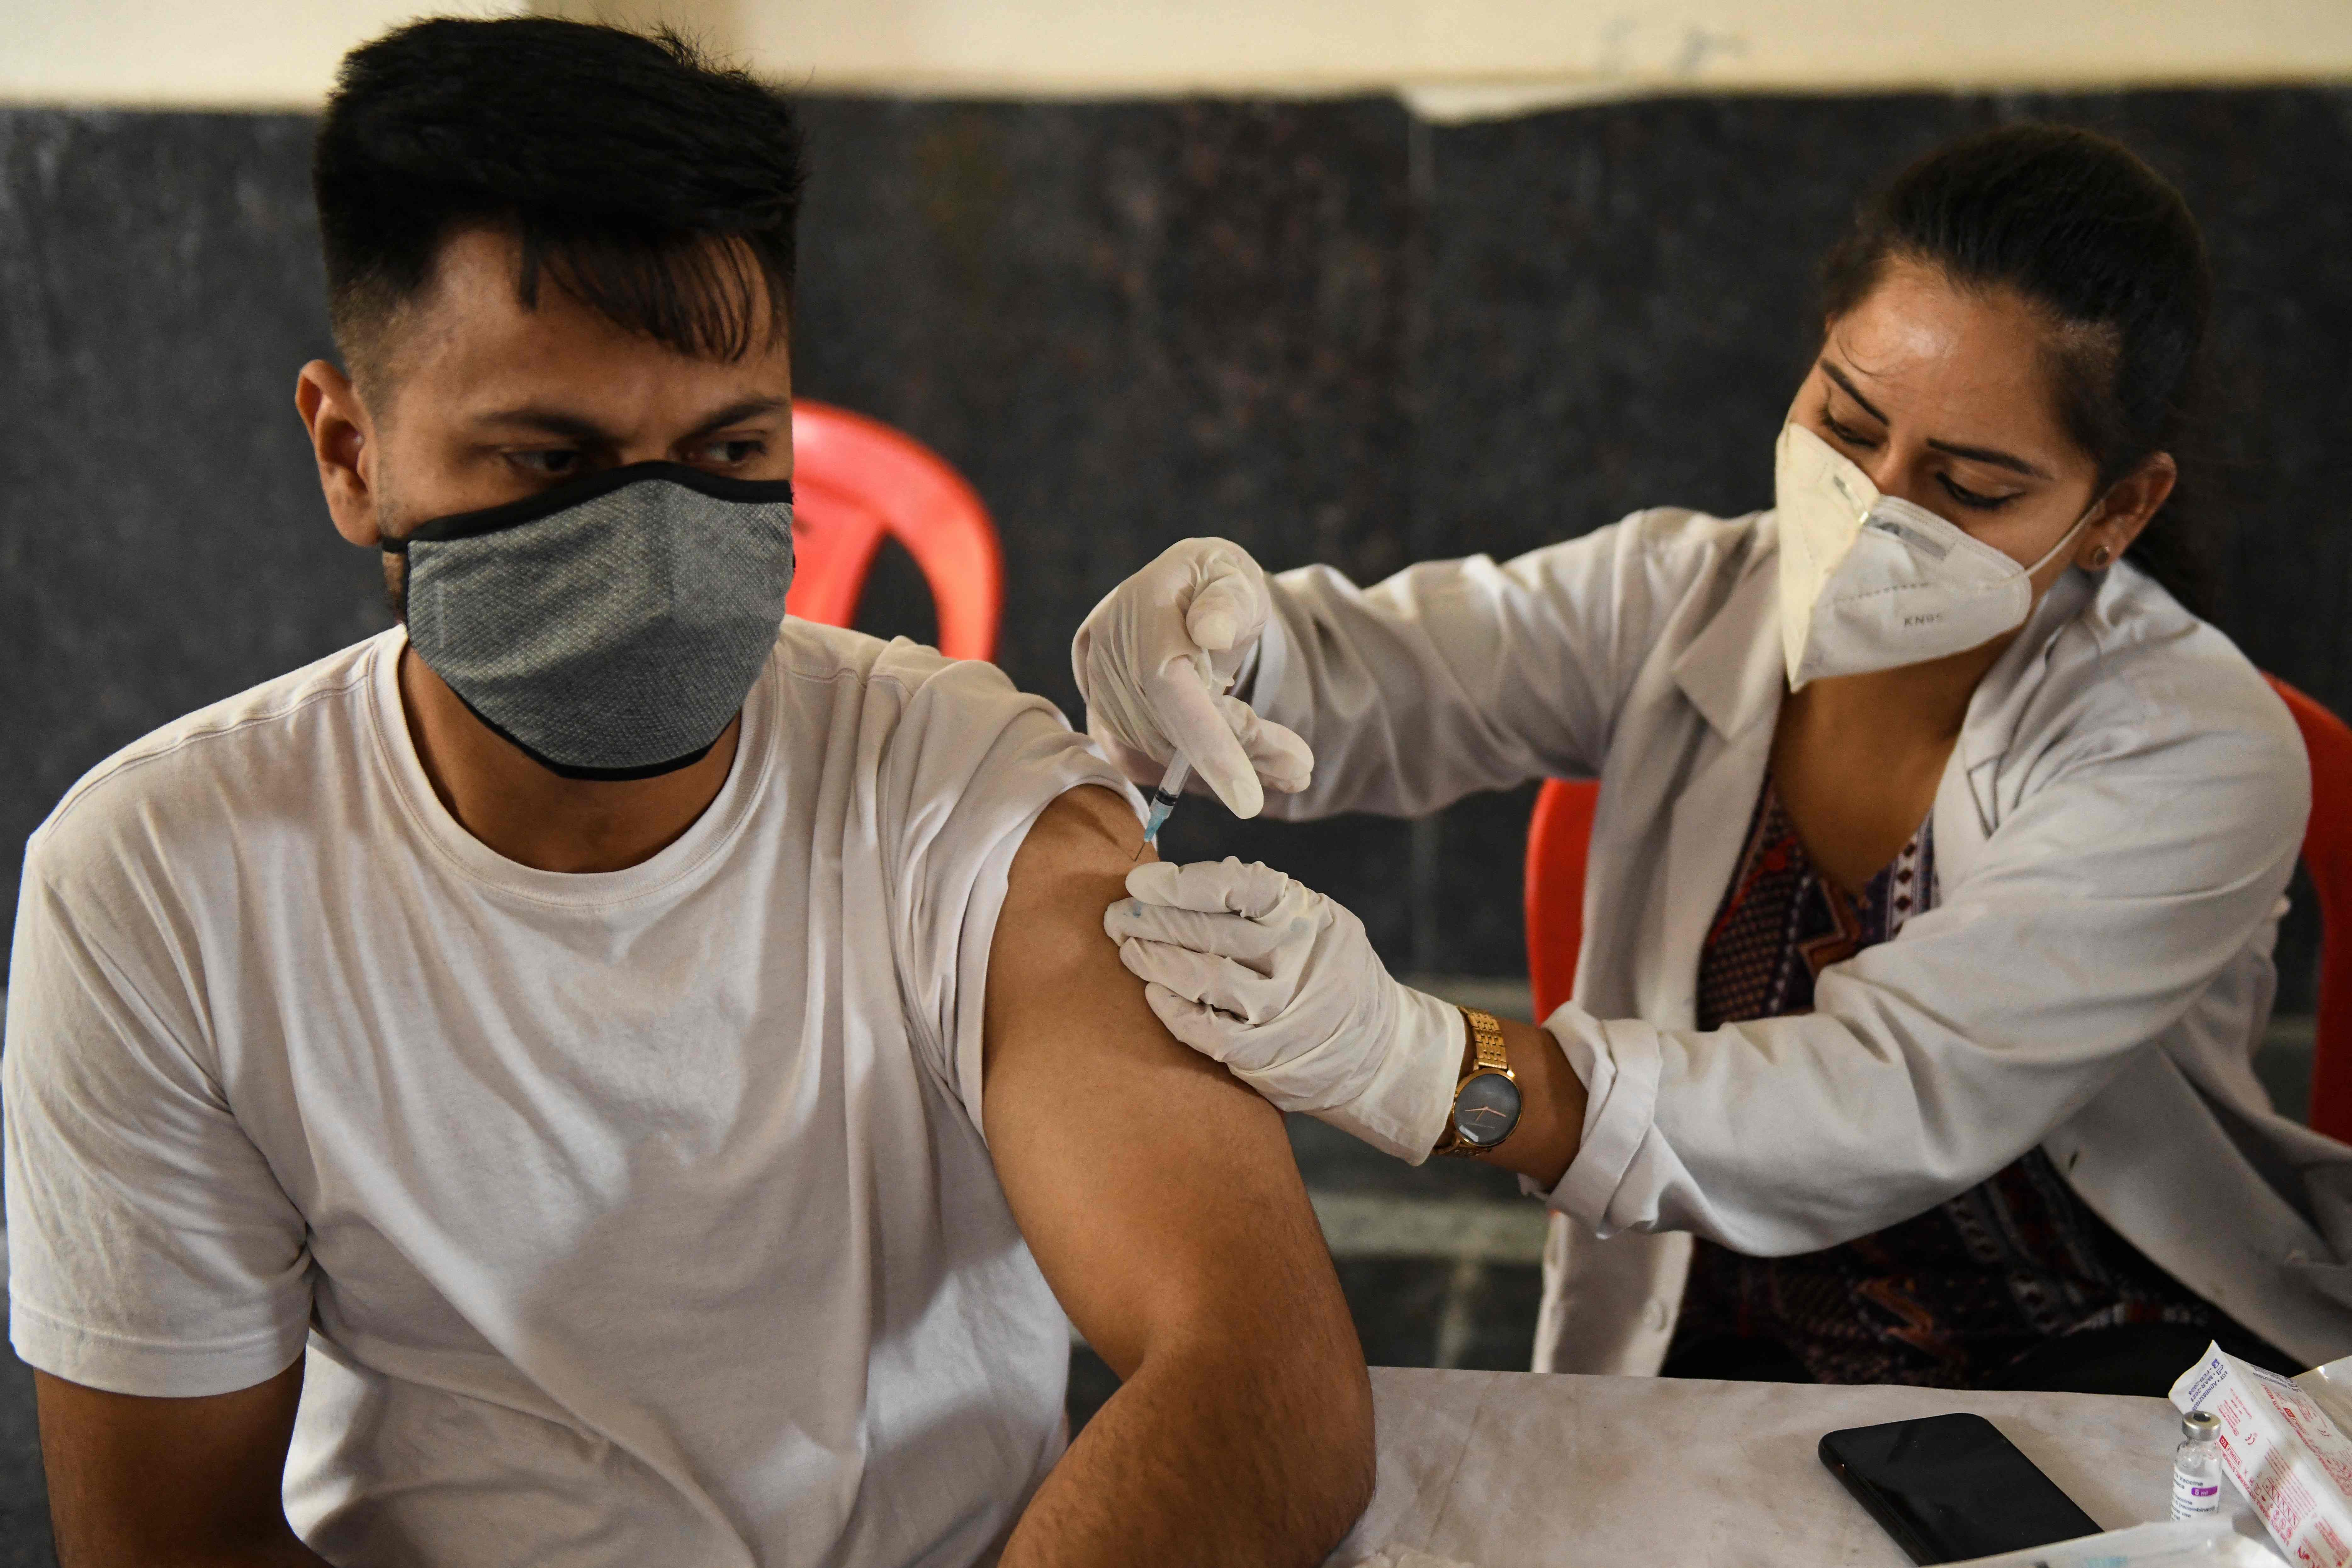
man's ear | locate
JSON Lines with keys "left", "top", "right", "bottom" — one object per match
{"left": 2078, "top": 450, "right": 2177, "bottom": 569}
{"left": 295, "top": 360, "right": 384, "bottom": 548}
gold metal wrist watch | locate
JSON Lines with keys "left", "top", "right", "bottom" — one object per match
{"left": 1432, "top": 1007, "right": 1522, "bottom": 1158}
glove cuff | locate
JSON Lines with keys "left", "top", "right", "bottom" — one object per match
{"left": 1308, "top": 984, "right": 1464, "bottom": 1165}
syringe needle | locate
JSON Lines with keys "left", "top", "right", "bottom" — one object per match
{"left": 1133, "top": 754, "right": 1193, "bottom": 863}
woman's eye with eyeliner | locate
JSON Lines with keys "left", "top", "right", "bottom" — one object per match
{"left": 1937, "top": 474, "right": 2016, "bottom": 511}
{"left": 1820, "top": 405, "right": 1878, "bottom": 449}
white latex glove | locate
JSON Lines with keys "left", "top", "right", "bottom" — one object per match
{"left": 1069, "top": 537, "right": 1314, "bottom": 818}
{"left": 1104, "top": 857, "right": 1465, "bottom": 1164}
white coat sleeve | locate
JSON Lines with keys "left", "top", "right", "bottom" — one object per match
{"left": 1246, "top": 510, "right": 1717, "bottom": 819}
{"left": 1544, "top": 681, "right": 2310, "bottom": 1254}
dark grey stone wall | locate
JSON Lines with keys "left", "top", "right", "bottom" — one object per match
{"left": 8, "top": 89, "right": 2348, "bottom": 998}
{"left": 0, "top": 1350, "right": 45, "bottom": 1565}
{"left": 0, "top": 110, "right": 387, "bottom": 869}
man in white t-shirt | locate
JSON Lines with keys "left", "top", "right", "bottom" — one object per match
{"left": 3, "top": 18, "right": 1374, "bottom": 1567}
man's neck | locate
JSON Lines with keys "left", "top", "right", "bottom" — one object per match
{"left": 397, "top": 646, "right": 742, "bottom": 874}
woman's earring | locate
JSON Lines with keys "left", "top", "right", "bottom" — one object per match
{"left": 2090, "top": 545, "right": 2113, "bottom": 569}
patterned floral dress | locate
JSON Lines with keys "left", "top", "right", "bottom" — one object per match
{"left": 1661, "top": 776, "right": 2281, "bottom": 1388}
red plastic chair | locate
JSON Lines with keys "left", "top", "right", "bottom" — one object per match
{"left": 1524, "top": 777, "right": 1600, "bottom": 1024}
{"left": 2268, "top": 676, "right": 2352, "bottom": 1142}
{"left": 1522, "top": 676, "right": 2352, "bottom": 1140}
{"left": 785, "top": 400, "right": 1002, "bottom": 662}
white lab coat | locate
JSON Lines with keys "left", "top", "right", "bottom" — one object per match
{"left": 1248, "top": 506, "right": 2352, "bottom": 1373}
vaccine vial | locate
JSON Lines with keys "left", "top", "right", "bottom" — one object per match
{"left": 2172, "top": 1410, "right": 2223, "bottom": 1520}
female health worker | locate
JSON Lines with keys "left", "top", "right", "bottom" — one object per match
{"left": 1079, "top": 125, "right": 2352, "bottom": 1393}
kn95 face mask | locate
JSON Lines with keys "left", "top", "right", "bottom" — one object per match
{"left": 386, "top": 461, "right": 795, "bottom": 780}
{"left": 1773, "top": 422, "right": 2097, "bottom": 691}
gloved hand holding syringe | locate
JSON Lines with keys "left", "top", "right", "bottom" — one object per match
{"left": 1079, "top": 538, "right": 1469, "bottom": 1169}
{"left": 1070, "top": 538, "right": 1315, "bottom": 830}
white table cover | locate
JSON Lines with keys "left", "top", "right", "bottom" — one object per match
{"left": 1330, "top": 1367, "right": 2265, "bottom": 1567}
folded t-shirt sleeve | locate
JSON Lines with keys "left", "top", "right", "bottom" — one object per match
{"left": 872, "top": 648, "right": 1137, "bottom": 1134}
{"left": 4, "top": 848, "right": 313, "bottom": 1398}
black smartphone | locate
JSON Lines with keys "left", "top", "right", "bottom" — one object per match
{"left": 1819, "top": 1413, "right": 2103, "bottom": 1564}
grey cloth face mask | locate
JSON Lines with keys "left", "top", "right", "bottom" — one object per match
{"left": 386, "top": 462, "right": 795, "bottom": 781}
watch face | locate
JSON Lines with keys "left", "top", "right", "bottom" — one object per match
{"left": 1452, "top": 1071, "right": 1522, "bottom": 1149}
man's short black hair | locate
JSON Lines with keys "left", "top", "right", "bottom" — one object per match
{"left": 314, "top": 16, "right": 804, "bottom": 384}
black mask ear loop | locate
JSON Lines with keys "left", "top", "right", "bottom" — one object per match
{"left": 381, "top": 530, "right": 414, "bottom": 621}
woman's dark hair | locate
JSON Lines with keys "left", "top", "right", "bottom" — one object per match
{"left": 314, "top": 17, "right": 804, "bottom": 385}
{"left": 1819, "top": 124, "right": 2214, "bottom": 613}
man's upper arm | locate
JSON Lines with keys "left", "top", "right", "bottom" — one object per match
{"left": 979, "top": 786, "right": 1357, "bottom": 1380}
{"left": 6, "top": 843, "right": 323, "bottom": 1564}
{"left": 36, "top": 1361, "right": 325, "bottom": 1567}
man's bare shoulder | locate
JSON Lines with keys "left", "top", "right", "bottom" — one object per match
{"left": 982, "top": 784, "right": 1167, "bottom": 1086}
{"left": 1008, "top": 784, "right": 1149, "bottom": 874}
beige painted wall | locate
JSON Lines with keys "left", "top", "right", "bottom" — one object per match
{"left": 6, "top": 0, "right": 2350, "bottom": 110}
{"left": 2, "top": 0, "right": 523, "bottom": 107}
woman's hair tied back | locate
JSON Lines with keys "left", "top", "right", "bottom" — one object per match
{"left": 1820, "top": 123, "right": 2215, "bottom": 610}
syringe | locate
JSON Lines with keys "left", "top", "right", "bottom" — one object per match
{"left": 1135, "top": 753, "right": 1193, "bottom": 861}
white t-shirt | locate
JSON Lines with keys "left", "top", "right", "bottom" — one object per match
{"left": 4, "top": 621, "right": 1131, "bottom": 1568}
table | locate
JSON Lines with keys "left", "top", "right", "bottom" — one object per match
{"left": 1328, "top": 1367, "right": 2269, "bottom": 1567}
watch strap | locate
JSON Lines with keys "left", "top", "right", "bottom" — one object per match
{"left": 1434, "top": 1006, "right": 1514, "bottom": 1159}
{"left": 1464, "top": 1006, "right": 1509, "bottom": 1076}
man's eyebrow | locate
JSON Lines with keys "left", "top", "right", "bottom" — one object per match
{"left": 679, "top": 396, "right": 792, "bottom": 442}
{"left": 470, "top": 406, "right": 617, "bottom": 443}
{"left": 1820, "top": 359, "right": 2053, "bottom": 481}
{"left": 468, "top": 397, "right": 791, "bottom": 445}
